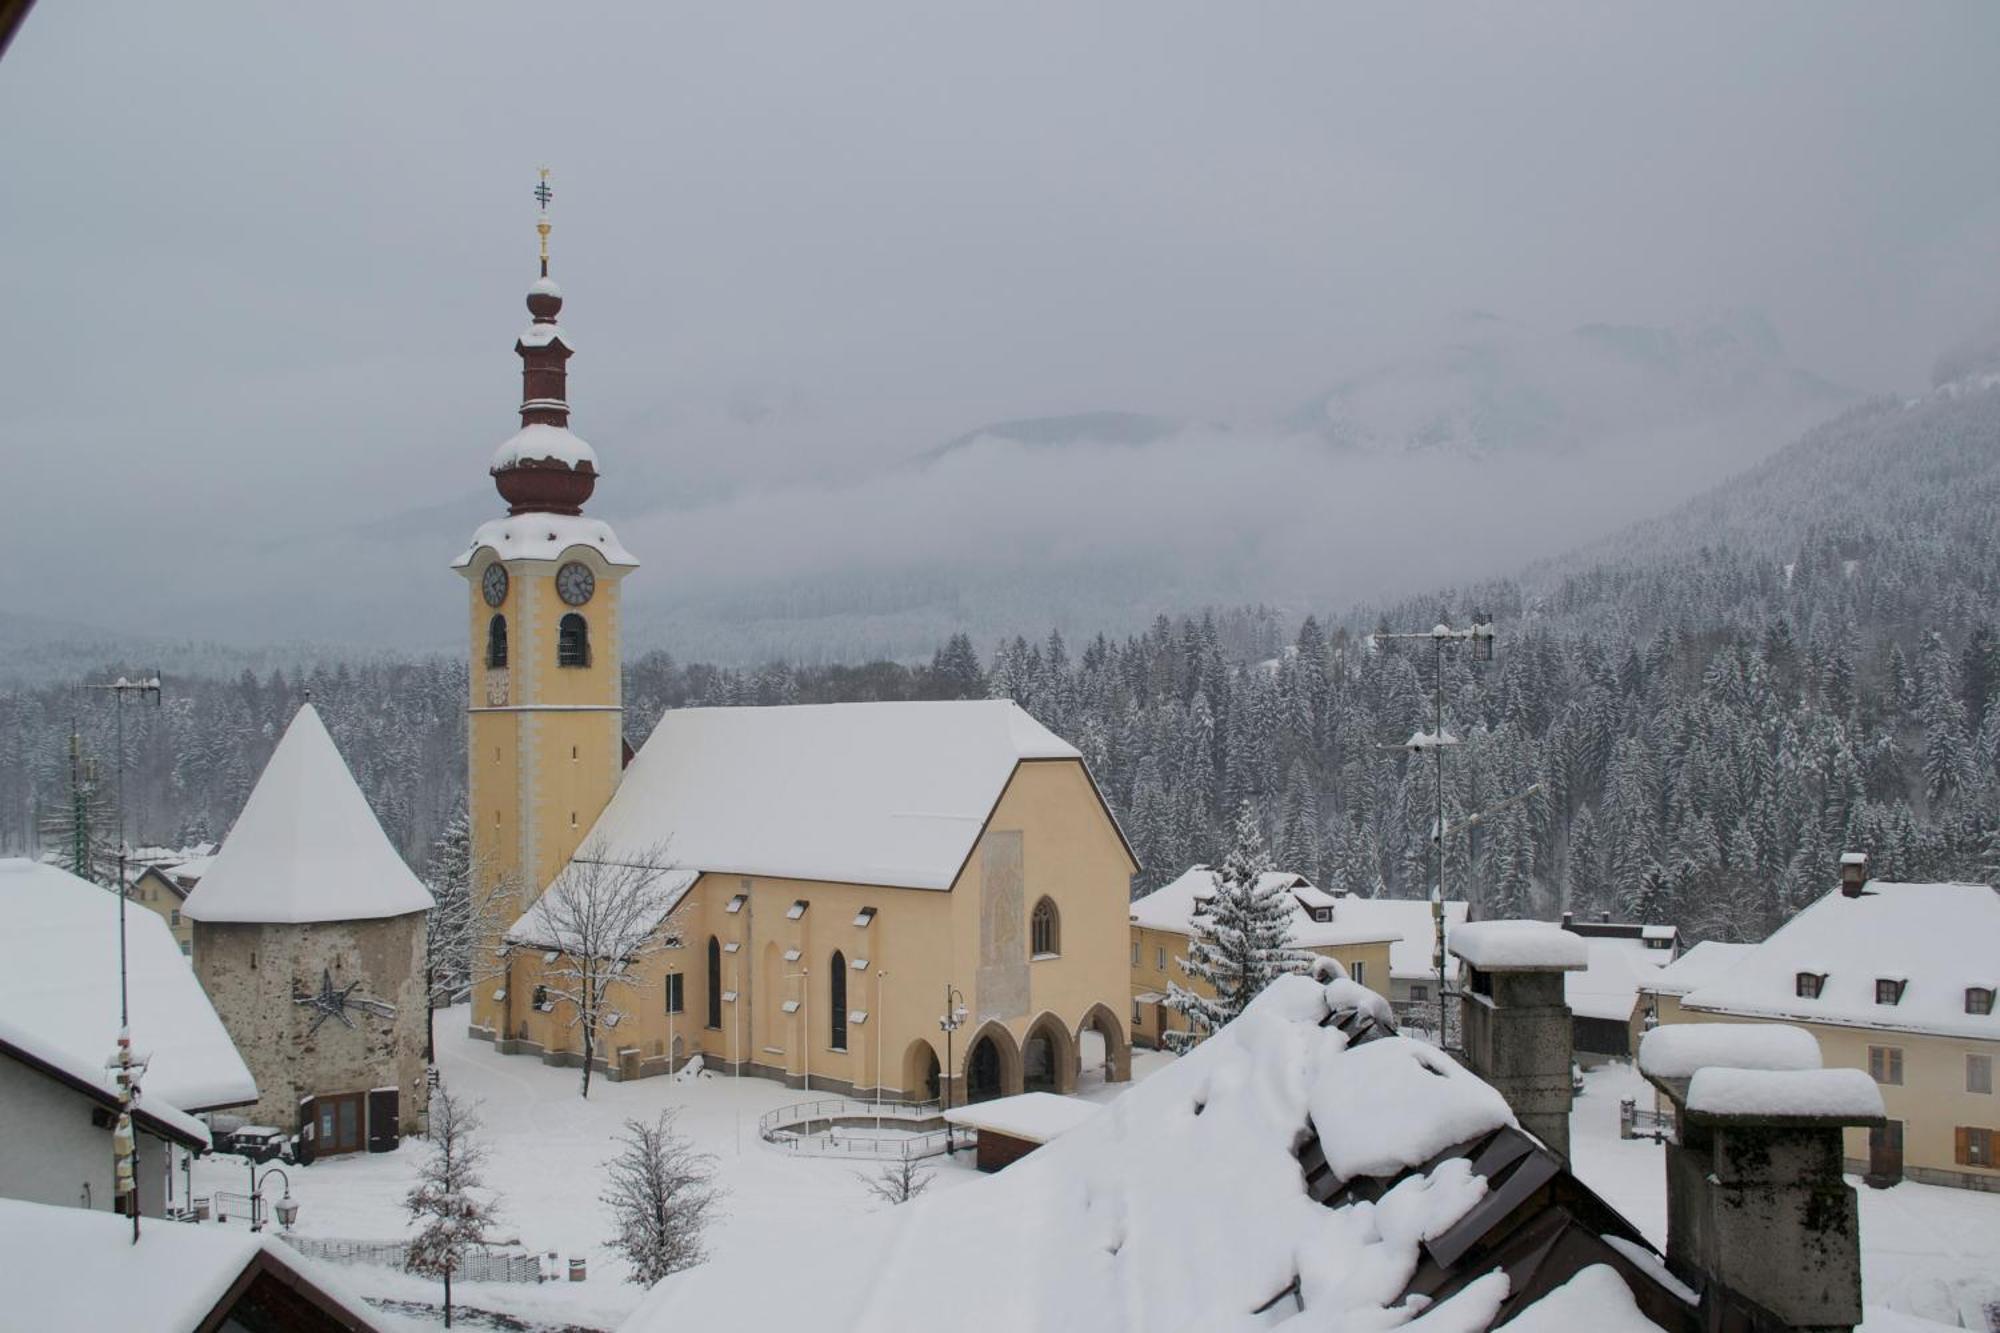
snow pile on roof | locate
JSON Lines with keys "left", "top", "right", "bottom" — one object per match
{"left": 1637, "top": 1022, "right": 1822, "bottom": 1080}
{"left": 1566, "top": 935, "right": 1675, "bottom": 1023}
{"left": 1449, "top": 920, "right": 1589, "bottom": 971}
{"left": 491, "top": 422, "right": 595, "bottom": 471}
{"left": 0, "top": 1196, "right": 381, "bottom": 1332}
{"left": 940, "top": 1091, "right": 1099, "bottom": 1144}
{"left": 1644, "top": 939, "right": 1756, "bottom": 999}
{"left": 1679, "top": 880, "right": 2000, "bottom": 1039}
{"left": 453, "top": 512, "right": 637, "bottom": 568}
{"left": 1131, "top": 865, "right": 1445, "bottom": 955}
{"left": 508, "top": 867, "right": 699, "bottom": 955}
{"left": 581, "top": 702, "right": 1091, "bottom": 891}
{"left": 183, "top": 705, "right": 433, "bottom": 926}
{"left": 530, "top": 275, "right": 562, "bottom": 298}
{"left": 1685, "top": 1067, "right": 1884, "bottom": 1121}
{"left": 1500, "top": 1263, "right": 1666, "bottom": 1333}
{"left": 0, "top": 859, "right": 255, "bottom": 1112}
{"left": 627, "top": 975, "right": 1658, "bottom": 1333}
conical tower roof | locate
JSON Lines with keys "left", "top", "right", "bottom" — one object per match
{"left": 183, "top": 705, "right": 434, "bottom": 925}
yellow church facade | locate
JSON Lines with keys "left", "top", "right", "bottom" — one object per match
{"left": 454, "top": 200, "right": 1136, "bottom": 1103}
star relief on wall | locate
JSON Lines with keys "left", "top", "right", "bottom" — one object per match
{"left": 293, "top": 968, "right": 397, "bottom": 1033}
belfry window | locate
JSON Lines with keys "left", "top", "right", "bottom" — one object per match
{"left": 557, "top": 613, "right": 589, "bottom": 667}
{"left": 486, "top": 614, "right": 508, "bottom": 668}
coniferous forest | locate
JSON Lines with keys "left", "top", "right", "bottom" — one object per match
{"left": 5, "top": 382, "right": 1998, "bottom": 945}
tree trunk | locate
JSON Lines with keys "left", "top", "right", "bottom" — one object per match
{"left": 443, "top": 1270, "right": 452, "bottom": 1328}
{"left": 580, "top": 1016, "right": 595, "bottom": 1099}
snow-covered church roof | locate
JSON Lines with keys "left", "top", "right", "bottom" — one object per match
{"left": 183, "top": 705, "right": 434, "bottom": 926}
{"left": 625, "top": 975, "right": 1678, "bottom": 1332}
{"left": 570, "top": 700, "right": 1111, "bottom": 893}
{"left": 0, "top": 859, "right": 256, "bottom": 1112}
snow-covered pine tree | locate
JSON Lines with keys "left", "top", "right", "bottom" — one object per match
{"left": 1164, "top": 801, "right": 1311, "bottom": 1051}
{"left": 602, "top": 1109, "right": 723, "bottom": 1285}
{"left": 403, "top": 1086, "right": 501, "bottom": 1330}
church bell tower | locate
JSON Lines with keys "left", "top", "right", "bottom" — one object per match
{"left": 453, "top": 171, "right": 638, "bottom": 1042}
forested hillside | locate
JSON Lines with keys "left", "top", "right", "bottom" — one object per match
{"left": 6, "top": 380, "right": 1997, "bottom": 945}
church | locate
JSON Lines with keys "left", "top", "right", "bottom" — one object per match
{"left": 457, "top": 193, "right": 1136, "bottom": 1103}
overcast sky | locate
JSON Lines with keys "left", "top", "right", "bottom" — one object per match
{"left": 2, "top": 4, "right": 1997, "bottom": 654}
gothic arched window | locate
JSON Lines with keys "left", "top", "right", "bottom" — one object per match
{"left": 707, "top": 936, "right": 723, "bottom": 1030}
{"left": 1031, "top": 897, "right": 1060, "bottom": 958}
{"left": 486, "top": 614, "right": 508, "bottom": 668}
{"left": 830, "top": 950, "right": 848, "bottom": 1052}
{"left": 557, "top": 613, "right": 590, "bottom": 668}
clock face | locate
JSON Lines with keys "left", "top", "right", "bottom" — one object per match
{"left": 556, "top": 561, "right": 596, "bottom": 606}
{"left": 481, "top": 563, "right": 509, "bottom": 608}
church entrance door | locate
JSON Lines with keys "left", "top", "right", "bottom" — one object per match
{"left": 316, "top": 1092, "right": 366, "bottom": 1156}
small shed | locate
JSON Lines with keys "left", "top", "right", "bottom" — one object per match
{"left": 942, "top": 1091, "right": 1099, "bottom": 1172}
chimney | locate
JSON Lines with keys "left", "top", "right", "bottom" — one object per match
{"left": 1598, "top": 909, "right": 1611, "bottom": 923}
{"left": 1840, "top": 851, "right": 1868, "bottom": 898}
{"left": 1639, "top": 1025, "right": 1883, "bottom": 1332}
{"left": 1447, "top": 922, "right": 1587, "bottom": 1160}
{"left": 1560, "top": 911, "right": 1574, "bottom": 929}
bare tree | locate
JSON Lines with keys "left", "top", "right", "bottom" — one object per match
{"left": 404, "top": 1087, "right": 503, "bottom": 1329}
{"left": 855, "top": 1156, "right": 934, "bottom": 1208}
{"left": 515, "top": 837, "right": 686, "bottom": 1098}
{"left": 601, "top": 1109, "right": 723, "bottom": 1285}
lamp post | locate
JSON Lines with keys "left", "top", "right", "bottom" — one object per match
{"left": 938, "top": 985, "right": 967, "bottom": 1154}
{"left": 246, "top": 1165, "right": 298, "bottom": 1233}
{"left": 1373, "top": 620, "right": 1494, "bottom": 1045}
{"left": 874, "top": 969, "right": 888, "bottom": 1128}
{"left": 785, "top": 968, "right": 810, "bottom": 1094}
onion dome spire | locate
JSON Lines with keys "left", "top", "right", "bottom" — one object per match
{"left": 491, "top": 168, "right": 599, "bottom": 516}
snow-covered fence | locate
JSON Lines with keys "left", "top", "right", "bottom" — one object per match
{"left": 757, "top": 1097, "right": 971, "bottom": 1161}
{"left": 277, "top": 1234, "right": 544, "bottom": 1284}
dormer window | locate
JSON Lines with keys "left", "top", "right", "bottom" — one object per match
{"left": 1969, "top": 987, "right": 1996, "bottom": 1016}
{"left": 1191, "top": 896, "right": 1212, "bottom": 918}
{"left": 1875, "top": 978, "right": 1907, "bottom": 1006}
{"left": 1795, "top": 972, "right": 1825, "bottom": 999}
{"left": 1310, "top": 907, "right": 1333, "bottom": 924}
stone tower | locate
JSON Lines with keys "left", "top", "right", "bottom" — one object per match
{"left": 454, "top": 174, "right": 639, "bottom": 1044}
{"left": 182, "top": 704, "right": 434, "bottom": 1152}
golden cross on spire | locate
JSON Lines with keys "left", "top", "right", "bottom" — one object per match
{"left": 535, "top": 167, "right": 553, "bottom": 278}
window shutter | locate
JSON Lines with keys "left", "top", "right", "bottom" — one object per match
{"left": 296, "top": 1096, "right": 318, "bottom": 1165}
{"left": 1956, "top": 1127, "right": 1972, "bottom": 1166}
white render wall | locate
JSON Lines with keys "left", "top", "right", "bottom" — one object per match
{"left": 0, "top": 1058, "right": 181, "bottom": 1217}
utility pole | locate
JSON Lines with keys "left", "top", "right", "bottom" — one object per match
{"left": 1373, "top": 622, "right": 1492, "bottom": 1045}
{"left": 88, "top": 673, "right": 162, "bottom": 1241}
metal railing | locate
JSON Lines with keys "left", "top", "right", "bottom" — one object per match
{"left": 756, "top": 1097, "right": 972, "bottom": 1161}
{"left": 276, "top": 1234, "right": 545, "bottom": 1284}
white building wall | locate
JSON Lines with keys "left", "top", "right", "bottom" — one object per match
{"left": 0, "top": 1058, "right": 185, "bottom": 1218}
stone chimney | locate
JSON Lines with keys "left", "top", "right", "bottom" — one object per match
{"left": 1840, "top": 850, "right": 1869, "bottom": 898}
{"left": 1638, "top": 1024, "right": 1884, "bottom": 1332}
{"left": 1447, "top": 921, "right": 1587, "bottom": 1160}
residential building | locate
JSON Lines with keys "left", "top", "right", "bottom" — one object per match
{"left": 1127, "top": 866, "right": 1416, "bottom": 1047}
{"left": 183, "top": 705, "right": 434, "bottom": 1156}
{"left": 1558, "top": 912, "right": 1680, "bottom": 1063}
{"left": 459, "top": 225, "right": 1136, "bottom": 1103}
{"left": 1664, "top": 853, "right": 2000, "bottom": 1191}
{"left": 0, "top": 858, "right": 256, "bottom": 1217}
{"left": 127, "top": 864, "right": 196, "bottom": 956}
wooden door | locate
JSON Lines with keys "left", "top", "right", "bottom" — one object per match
{"left": 1868, "top": 1119, "right": 1903, "bottom": 1185}
{"left": 367, "top": 1088, "right": 399, "bottom": 1153}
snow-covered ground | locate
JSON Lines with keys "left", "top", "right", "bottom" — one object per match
{"left": 192, "top": 1005, "right": 1169, "bottom": 1330}
{"left": 1571, "top": 1062, "right": 2000, "bottom": 1331}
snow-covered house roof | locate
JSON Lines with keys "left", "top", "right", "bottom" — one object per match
{"left": 182, "top": 705, "right": 434, "bottom": 927}
{"left": 941, "top": 1090, "right": 1100, "bottom": 1144}
{"left": 569, "top": 701, "right": 1126, "bottom": 892}
{"left": 1678, "top": 880, "right": 2000, "bottom": 1041}
{"left": 1642, "top": 940, "right": 1756, "bottom": 1000}
{"left": 1561, "top": 929, "right": 1679, "bottom": 1024}
{"left": 452, "top": 512, "right": 638, "bottom": 569}
{"left": 0, "top": 859, "right": 255, "bottom": 1112}
{"left": 0, "top": 1196, "right": 385, "bottom": 1332}
{"left": 624, "top": 975, "right": 1685, "bottom": 1332}
{"left": 0, "top": 1014, "right": 210, "bottom": 1149}
{"left": 1129, "top": 865, "right": 1423, "bottom": 953}
{"left": 506, "top": 866, "right": 701, "bottom": 955}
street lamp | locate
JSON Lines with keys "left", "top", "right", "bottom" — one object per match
{"left": 247, "top": 1165, "right": 298, "bottom": 1233}
{"left": 938, "top": 985, "right": 968, "bottom": 1154}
